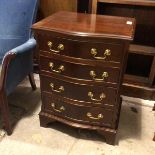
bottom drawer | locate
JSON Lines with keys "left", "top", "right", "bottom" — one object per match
{"left": 42, "top": 93, "right": 116, "bottom": 128}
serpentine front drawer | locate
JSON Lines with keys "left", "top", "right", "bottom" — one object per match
{"left": 42, "top": 92, "right": 116, "bottom": 128}
{"left": 37, "top": 33, "right": 124, "bottom": 63}
{"left": 40, "top": 75, "right": 117, "bottom": 107}
{"left": 39, "top": 56, "right": 120, "bottom": 85}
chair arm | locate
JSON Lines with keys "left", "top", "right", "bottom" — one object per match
{"left": 7, "top": 38, "right": 36, "bottom": 55}
{"left": 0, "top": 38, "right": 37, "bottom": 95}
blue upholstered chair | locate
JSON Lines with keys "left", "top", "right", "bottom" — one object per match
{"left": 0, "top": 0, "right": 39, "bottom": 135}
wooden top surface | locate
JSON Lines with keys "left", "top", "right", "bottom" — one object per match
{"left": 98, "top": 0, "right": 155, "bottom": 7}
{"left": 32, "top": 11, "right": 135, "bottom": 40}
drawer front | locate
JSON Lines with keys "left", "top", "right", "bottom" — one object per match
{"left": 40, "top": 75, "right": 117, "bottom": 107}
{"left": 42, "top": 93, "right": 115, "bottom": 128}
{"left": 40, "top": 56, "right": 120, "bottom": 84}
{"left": 37, "top": 34, "right": 124, "bottom": 63}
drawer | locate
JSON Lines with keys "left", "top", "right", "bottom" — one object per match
{"left": 38, "top": 34, "right": 124, "bottom": 63}
{"left": 40, "top": 56, "right": 120, "bottom": 84}
{"left": 40, "top": 75, "right": 117, "bottom": 107}
{"left": 42, "top": 93, "right": 116, "bottom": 128}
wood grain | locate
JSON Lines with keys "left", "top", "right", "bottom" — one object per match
{"left": 39, "top": 0, "right": 77, "bottom": 18}
{"left": 98, "top": 0, "right": 155, "bottom": 7}
{"left": 33, "top": 11, "right": 135, "bottom": 40}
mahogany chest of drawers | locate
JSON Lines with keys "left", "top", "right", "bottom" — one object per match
{"left": 32, "top": 11, "right": 135, "bottom": 145}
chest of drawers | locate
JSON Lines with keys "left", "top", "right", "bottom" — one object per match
{"left": 32, "top": 11, "right": 135, "bottom": 145}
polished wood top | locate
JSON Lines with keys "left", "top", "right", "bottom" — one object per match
{"left": 32, "top": 11, "right": 135, "bottom": 40}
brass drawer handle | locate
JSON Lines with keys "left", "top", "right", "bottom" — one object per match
{"left": 87, "top": 112, "right": 103, "bottom": 120}
{"left": 50, "top": 83, "right": 64, "bottom": 93}
{"left": 88, "top": 92, "right": 106, "bottom": 102}
{"left": 49, "top": 62, "right": 65, "bottom": 73}
{"left": 91, "top": 48, "right": 111, "bottom": 60}
{"left": 47, "top": 41, "right": 64, "bottom": 53}
{"left": 51, "top": 103, "right": 65, "bottom": 113}
{"left": 90, "top": 71, "right": 108, "bottom": 81}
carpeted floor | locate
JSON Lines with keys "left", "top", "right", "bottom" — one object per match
{"left": 0, "top": 74, "right": 155, "bottom": 155}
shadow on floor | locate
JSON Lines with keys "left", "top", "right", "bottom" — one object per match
{"left": 47, "top": 121, "right": 105, "bottom": 142}
{"left": 6, "top": 85, "right": 41, "bottom": 131}
{"left": 118, "top": 102, "right": 142, "bottom": 142}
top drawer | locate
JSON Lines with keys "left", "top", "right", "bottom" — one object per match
{"left": 37, "top": 34, "right": 124, "bottom": 63}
